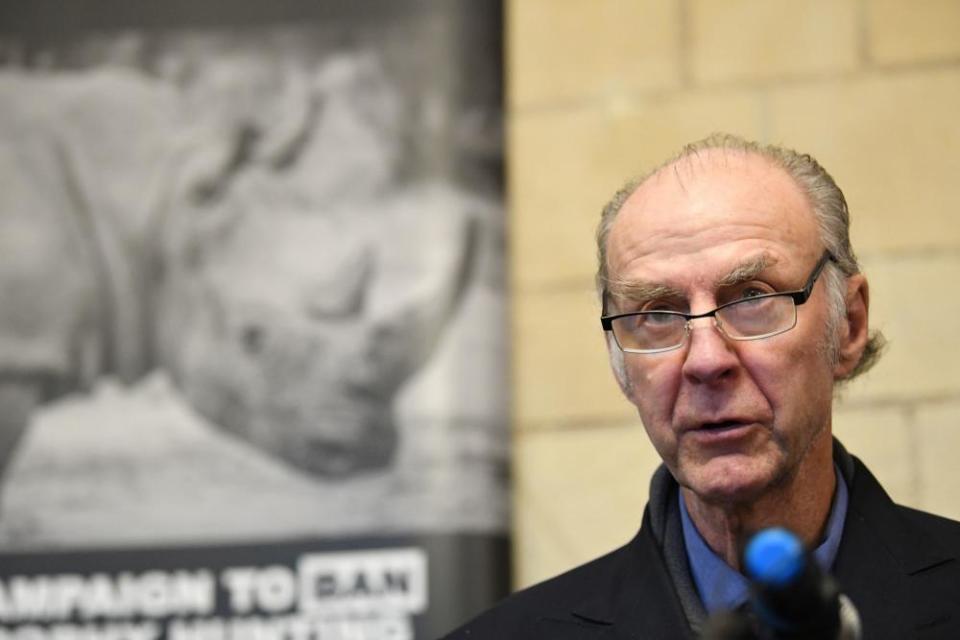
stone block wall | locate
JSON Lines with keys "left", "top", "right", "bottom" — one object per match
{"left": 507, "top": 0, "right": 960, "bottom": 588}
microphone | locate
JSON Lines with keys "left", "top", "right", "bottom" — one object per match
{"left": 700, "top": 610, "right": 757, "bottom": 640}
{"left": 742, "top": 527, "right": 861, "bottom": 640}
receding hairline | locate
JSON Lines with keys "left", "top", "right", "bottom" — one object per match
{"left": 604, "top": 148, "right": 819, "bottom": 280}
{"left": 618, "top": 146, "right": 811, "bottom": 217}
{"left": 598, "top": 143, "right": 825, "bottom": 292}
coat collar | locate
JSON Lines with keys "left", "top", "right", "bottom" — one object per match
{"left": 560, "top": 440, "right": 958, "bottom": 638}
{"left": 833, "top": 439, "right": 954, "bottom": 576}
{"left": 565, "top": 509, "right": 696, "bottom": 639}
{"left": 833, "top": 441, "right": 958, "bottom": 635}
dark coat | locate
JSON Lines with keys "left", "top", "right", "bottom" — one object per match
{"left": 442, "top": 451, "right": 960, "bottom": 639}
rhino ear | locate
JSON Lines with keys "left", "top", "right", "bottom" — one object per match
{"left": 186, "top": 124, "right": 260, "bottom": 206}
{"left": 364, "top": 215, "right": 479, "bottom": 391}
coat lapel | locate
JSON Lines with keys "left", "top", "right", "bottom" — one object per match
{"left": 834, "top": 453, "right": 960, "bottom": 637}
{"left": 563, "top": 510, "right": 696, "bottom": 639}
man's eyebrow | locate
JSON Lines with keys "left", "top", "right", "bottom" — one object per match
{"left": 604, "top": 253, "right": 778, "bottom": 307}
{"left": 605, "top": 279, "right": 684, "bottom": 306}
{"left": 715, "top": 253, "right": 777, "bottom": 287}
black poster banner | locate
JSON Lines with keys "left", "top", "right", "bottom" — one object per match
{"left": 0, "top": 2, "right": 507, "bottom": 637}
{"left": 0, "top": 534, "right": 509, "bottom": 639}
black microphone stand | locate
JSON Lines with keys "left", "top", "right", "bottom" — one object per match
{"left": 701, "top": 528, "right": 861, "bottom": 640}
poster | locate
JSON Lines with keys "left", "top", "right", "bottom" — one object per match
{"left": 0, "top": 2, "right": 507, "bottom": 637}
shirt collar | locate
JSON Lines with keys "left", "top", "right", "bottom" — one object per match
{"left": 678, "top": 466, "right": 849, "bottom": 614}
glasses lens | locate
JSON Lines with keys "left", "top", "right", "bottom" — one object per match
{"left": 717, "top": 295, "right": 797, "bottom": 339}
{"left": 612, "top": 312, "right": 686, "bottom": 352}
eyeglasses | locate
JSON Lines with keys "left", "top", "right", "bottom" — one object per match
{"left": 601, "top": 251, "right": 836, "bottom": 354}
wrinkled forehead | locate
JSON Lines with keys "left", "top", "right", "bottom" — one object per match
{"left": 631, "top": 148, "right": 811, "bottom": 216}
{"left": 607, "top": 149, "right": 821, "bottom": 278}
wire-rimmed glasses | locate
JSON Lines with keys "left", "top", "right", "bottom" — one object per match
{"left": 601, "top": 251, "right": 836, "bottom": 354}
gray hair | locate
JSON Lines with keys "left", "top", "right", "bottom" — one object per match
{"left": 596, "top": 133, "right": 884, "bottom": 383}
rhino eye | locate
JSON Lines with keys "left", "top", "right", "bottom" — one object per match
{"left": 241, "top": 325, "right": 265, "bottom": 355}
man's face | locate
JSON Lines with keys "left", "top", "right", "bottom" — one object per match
{"left": 605, "top": 151, "right": 839, "bottom": 504}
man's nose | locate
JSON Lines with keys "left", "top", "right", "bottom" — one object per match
{"left": 680, "top": 318, "right": 739, "bottom": 385}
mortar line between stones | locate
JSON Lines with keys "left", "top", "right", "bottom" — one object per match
{"left": 901, "top": 402, "right": 923, "bottom": 510}
{"left": 677, "top": 0, "right": 693, "bottom": 89}
{"left": 857, "top": 0, "right": 872, "bottom": 70}
{"left": 513, "top": 55, "right": 960, "bottom": 119}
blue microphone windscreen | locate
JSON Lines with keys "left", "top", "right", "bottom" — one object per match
{"left": 744, "top": 527, "right": 804, "bottom": 587}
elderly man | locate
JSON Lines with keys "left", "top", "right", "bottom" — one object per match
{"left": 444, "top": 135, "right": 960, "bottom": 638}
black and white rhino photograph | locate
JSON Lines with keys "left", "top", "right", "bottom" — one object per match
{"left": 0, "top": 5, "right": 507, "bottom": 549}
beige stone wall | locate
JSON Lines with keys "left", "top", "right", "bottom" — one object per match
{"left": 507, "top": 0, "right": 960, "bottom": 588}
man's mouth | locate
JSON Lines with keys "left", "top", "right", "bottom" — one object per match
{"left": 686, "top": 420, "right": 759, "bottom": 443}
{"left": 697, "top": 420, "right": 748, "bottom": 432}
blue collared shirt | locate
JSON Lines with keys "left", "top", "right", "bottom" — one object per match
{"left": 679, "top": 467, "right": 849, "bottom": 614}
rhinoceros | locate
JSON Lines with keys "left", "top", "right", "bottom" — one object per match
{"left": 0, "top": 53, "right": 482, "bottom": 485}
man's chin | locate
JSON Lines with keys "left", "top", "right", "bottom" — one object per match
{"left": 678, "top": 456, "right": 780, "bottom": 506}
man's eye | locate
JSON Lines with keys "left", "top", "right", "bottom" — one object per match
{"left": 741, "top": 287, "right": 767, "bottom": 299}
{"left": 641, "top": 312, "right": 677, "bottom": 325}
{"left": 723, "top": 285, "right": 776, "bottom": 308}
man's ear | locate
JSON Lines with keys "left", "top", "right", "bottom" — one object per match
{"left": 834, "top": 273, "right": 870, "bottom": 379}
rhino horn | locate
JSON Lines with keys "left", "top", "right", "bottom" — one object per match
{"left": 361, "top": 215, "right": 479, "bottom": 394}
{"left": 303, "top": 244, "right": 374, "bottom": 319}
